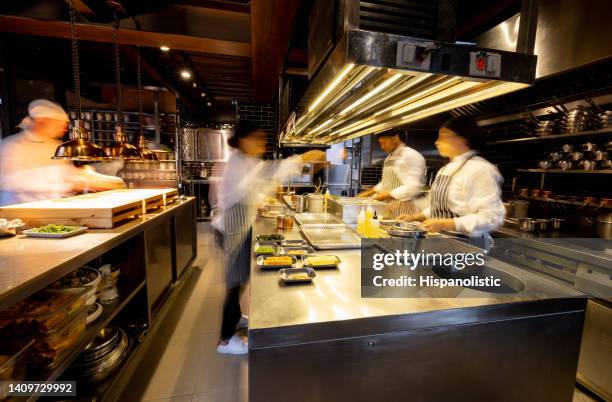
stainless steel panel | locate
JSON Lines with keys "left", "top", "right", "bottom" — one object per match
{"left": 476, "top": 0, "right": 612, "bottom": 78}
{"left": 196, "top": 128, "right": 230, "bottom": 161}
{"left": 577, "top": 299, "right": 612, "bottom": 401}
{"left": 178, "top": 128, "right": 197, "bottom": 161}
{"left": 251, "top": 311, "right": 584, "bottom": 402}
{"left": 293, "top": 213, "right": 341, "bottom": 225}
{"left": 328, "top": 197, "right": 388, "bottom": 223}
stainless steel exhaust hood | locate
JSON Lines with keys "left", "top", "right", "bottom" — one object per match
{"left": 281, "top": 28, "right": 537, "bottom": 145}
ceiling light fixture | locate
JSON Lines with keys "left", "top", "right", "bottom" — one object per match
{"left": 308, "top": 63, "right": 355, "bottom": 113}
{"left": 339, "top": 74, "right": 402, "bottom": 116}
{"left": 53, "top": 0, "right": 108, "bottom": 161}
{"left": 180, "top": 70, "right": 192, "bottom": 79}
{"left": 160, "top": 45, "right": 170, "bottom": 52}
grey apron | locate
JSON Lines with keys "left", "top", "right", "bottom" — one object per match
{"left": 430, "top": 153, "right": 492, "bottom": 251}
{"left": 379, "top": 150, "right": 416, "bottom": 218}
{"left": 222, "top": 198, "right": 257, "bottom": 287}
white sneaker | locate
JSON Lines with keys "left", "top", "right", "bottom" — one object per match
{"left": 236, "top": 315, "right": 249, "bottom": 330}
{"left": 217, "top": 335, "right": 248, "bottom": 355}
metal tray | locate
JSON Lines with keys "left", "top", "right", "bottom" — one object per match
{"left": 257, "top": 255, "right": 297, "bottom": 269}
{"left": 253, "top": 242, "right": 277, "bottom": 256}
{"left": 280, "top": 239, "right": 307, "bottom": 246}
{"left": 302, "top": 254, "right": 341, "bottom": 268}
{"left": 277, "top": 246, "right": 315, "bottom": 257}
{"left": 23, "top": 226, "right": 88, "bottom": 238}
{"left": 254, "top": 234, "right": 285, "bottom": 244}
{"left": 299, "top": 224, "right": 363, "bottom": 250}
{"left": 293, "top": 213, "right": 341, "bottom": 225}
{"left": 279, "top": 267, "right": 316, "bottom": 283}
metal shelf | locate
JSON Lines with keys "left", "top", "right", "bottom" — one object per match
{"left": 517, "top": 169, "right": 612, "bottom": 174}
{"left": 518, "top": 195, "right": 612, "bottom": 209}
{"left": 14, "top": 279, "right": 146, "bottom": 402}
{"left": 487, "top": 128, "right": 612, "bottom": 145}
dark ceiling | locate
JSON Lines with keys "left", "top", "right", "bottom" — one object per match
{"left": 0, "top": 0, "right": 523, "bottom": 118}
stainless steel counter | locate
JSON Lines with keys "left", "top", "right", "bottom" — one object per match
{"left": 248, "top": 213, "right": 587, "bottom": 402}
{"left": 249, "top": 215, "right": 585, "bottom": 349}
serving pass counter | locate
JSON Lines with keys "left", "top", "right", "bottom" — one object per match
{"left": 0, "top": 195, "right": 196, "bottom": 401}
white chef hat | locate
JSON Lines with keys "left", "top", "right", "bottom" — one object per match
{"left": 18, "top": 99, "right": 69, "bottom": 129}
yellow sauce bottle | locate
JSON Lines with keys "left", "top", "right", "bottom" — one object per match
{"left": 357, "top": 208, "right": 366, "bottom": 235}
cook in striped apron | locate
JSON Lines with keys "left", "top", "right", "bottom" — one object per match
{"left": 379, "top": 150, "right": 418, "bottom": 218}
{"left": 429, "top": 153, "right": 493, "bottom": 251}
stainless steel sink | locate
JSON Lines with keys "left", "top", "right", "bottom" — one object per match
{"left": 432, "top": 265, "right": 527, "bottom": 294}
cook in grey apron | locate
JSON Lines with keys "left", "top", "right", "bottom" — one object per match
{"left": 379, "top": 150, "right": 416, "bottom": 219}
{"left": 430, "top": 153, "right": 492, "bottom": 251}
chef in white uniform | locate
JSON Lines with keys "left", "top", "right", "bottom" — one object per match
{"left": 399, "top": 116, "right": 505, "bottom": 249}
{"left": 0, "top": 99, "right": 124, "bottom": 206}
{"left": 358, "top": 130, "right": 425, "bottom": 217}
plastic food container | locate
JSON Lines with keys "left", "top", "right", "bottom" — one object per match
{"left": 0, "top": 288, "right": 86, "bottom": 337}
{"left": 0, "top": 340, "right": 34, "bottom": 400}
{"left": 30, "top": 308, "right": 87, "bottom": 370}
{"left": 51, "top": 267, "right": 101, "bottom": 306}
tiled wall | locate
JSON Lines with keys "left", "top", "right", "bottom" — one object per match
{"left": 237, "top": 101, "right": 277, "bottom": 159}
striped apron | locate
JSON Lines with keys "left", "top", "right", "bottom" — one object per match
{"left": 430, "top": 154, "right": 492, "bottom": 251}
{"left": 222, "top": 197, "right": 257, "bottom": 288}
{"left": 379, "top": 152, "right": 416, "bottom": 218}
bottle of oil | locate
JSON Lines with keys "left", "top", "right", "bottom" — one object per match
{"left": 365, "top": 202, "right": 374, "bottom": 237}
{"left": 357, "top": 208, "right": 366, "bottom": 235}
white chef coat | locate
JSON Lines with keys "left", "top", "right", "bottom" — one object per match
{"left": 0, "top": 130, "right": 76, "bottom": 206}
{"left": 420, "top": 151, "right": 505, "bottom": 236}
{"left": 373, "top": 143, "right": 425, "bottom": 201}
{"left": 211, "top": 150, "right": 302, "bottom": 232}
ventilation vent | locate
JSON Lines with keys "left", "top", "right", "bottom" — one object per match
{"left": 359, "top": 0, "right": 437, "bottom": 38}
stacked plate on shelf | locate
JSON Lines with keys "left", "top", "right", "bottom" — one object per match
{"left": 70, "top": 326, "right": 130, "bottom": 383}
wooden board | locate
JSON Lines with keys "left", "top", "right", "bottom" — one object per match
{"left": 84, "top": 189, "right": 166, "bottom": 213}
{"left": 0, "top": 195, "right": 142, "bottom": 229}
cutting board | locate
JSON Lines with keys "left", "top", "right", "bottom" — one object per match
{"left": 0, "top": 188, "right": 176, "bottom": 228}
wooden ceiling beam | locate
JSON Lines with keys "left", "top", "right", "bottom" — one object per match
{"left": 0, "top": 15, "right": 252, "bottom": 58}
{"left": 250, "top": 0, "right": 301, "bottom": 102}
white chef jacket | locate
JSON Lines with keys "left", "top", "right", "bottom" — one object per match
{"left": 211, "top": 150, "right": 302, "bottom": 232}
{"left": 373, "top": 143, "right": 425, "bottom": 201}
{"left": 0, "top": 130, "right": 76, "bottom": 206}
{"left": 420, "top": 151, "right": 505, "bottom": 236}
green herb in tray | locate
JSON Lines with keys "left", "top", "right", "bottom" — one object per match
{"left": 256, "top": 234, "right": 284, "bottom": 242}
{"left": 255, "top": 245, "right": 275, "bottom": 255}
{"left": 33, "top": 224, "right": 81, "bottom": 234}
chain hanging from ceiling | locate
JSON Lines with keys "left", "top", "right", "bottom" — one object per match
{"left": 68, "top": 0, "right": 81, "bottom": 116}
{"left": 112, "top": 11, "right": 123, "bottom": 129}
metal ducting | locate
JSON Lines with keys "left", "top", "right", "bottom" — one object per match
{"left": 280, "top": 0, "right": 538, "bottom": 145}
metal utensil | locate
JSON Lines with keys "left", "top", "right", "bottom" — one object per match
{"left": 581, "top": 142, "right": 598, "bottom": 152}
{"left": 538, "top": 160, "right": 553, "bottom": 169}
{"left": 583, "top": 160, "right": 598, "bottom": 171}
{"left": 519, "top": 218, "right": 537, "bottom": 232}
{"left": 561, "top": 144, "right": 573, "bottom": 153}
{"left": 551, "top": 218, "right": 564, "bottom": 230}
{"left": 570, "top": 151, "right": 584, "bottom": 161}
{"left": 549, "top": 152, "right": 563, "bottom": 162}
{"left": 593, "top": 150, "right": 608, "bottom": 161}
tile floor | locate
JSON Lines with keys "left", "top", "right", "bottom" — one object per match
{"left": 120, "top": 223, "right": 600, "bottom": 402}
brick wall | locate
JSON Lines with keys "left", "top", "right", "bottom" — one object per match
{"left": 237, "top": 101, "right": 277, "bottom": 159}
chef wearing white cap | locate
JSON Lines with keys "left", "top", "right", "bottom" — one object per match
{"left": 0, "top": 99, "right": 124, "bottom": 206}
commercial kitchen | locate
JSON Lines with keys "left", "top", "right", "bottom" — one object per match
{"left": 0, "top": 1, "right": 610, "bottom": 402}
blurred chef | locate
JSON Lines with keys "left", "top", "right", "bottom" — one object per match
{"left": 399, "top": 116, "right": 505, "bottom": 249}
{"left": 212, "top": 121, "right": 325, "bottom": 355}
{"left": 0, "top": 99, "right": 124, "bottom": 206}
{"left": 357, "top": 130, "right": 425, "bottom": 217}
